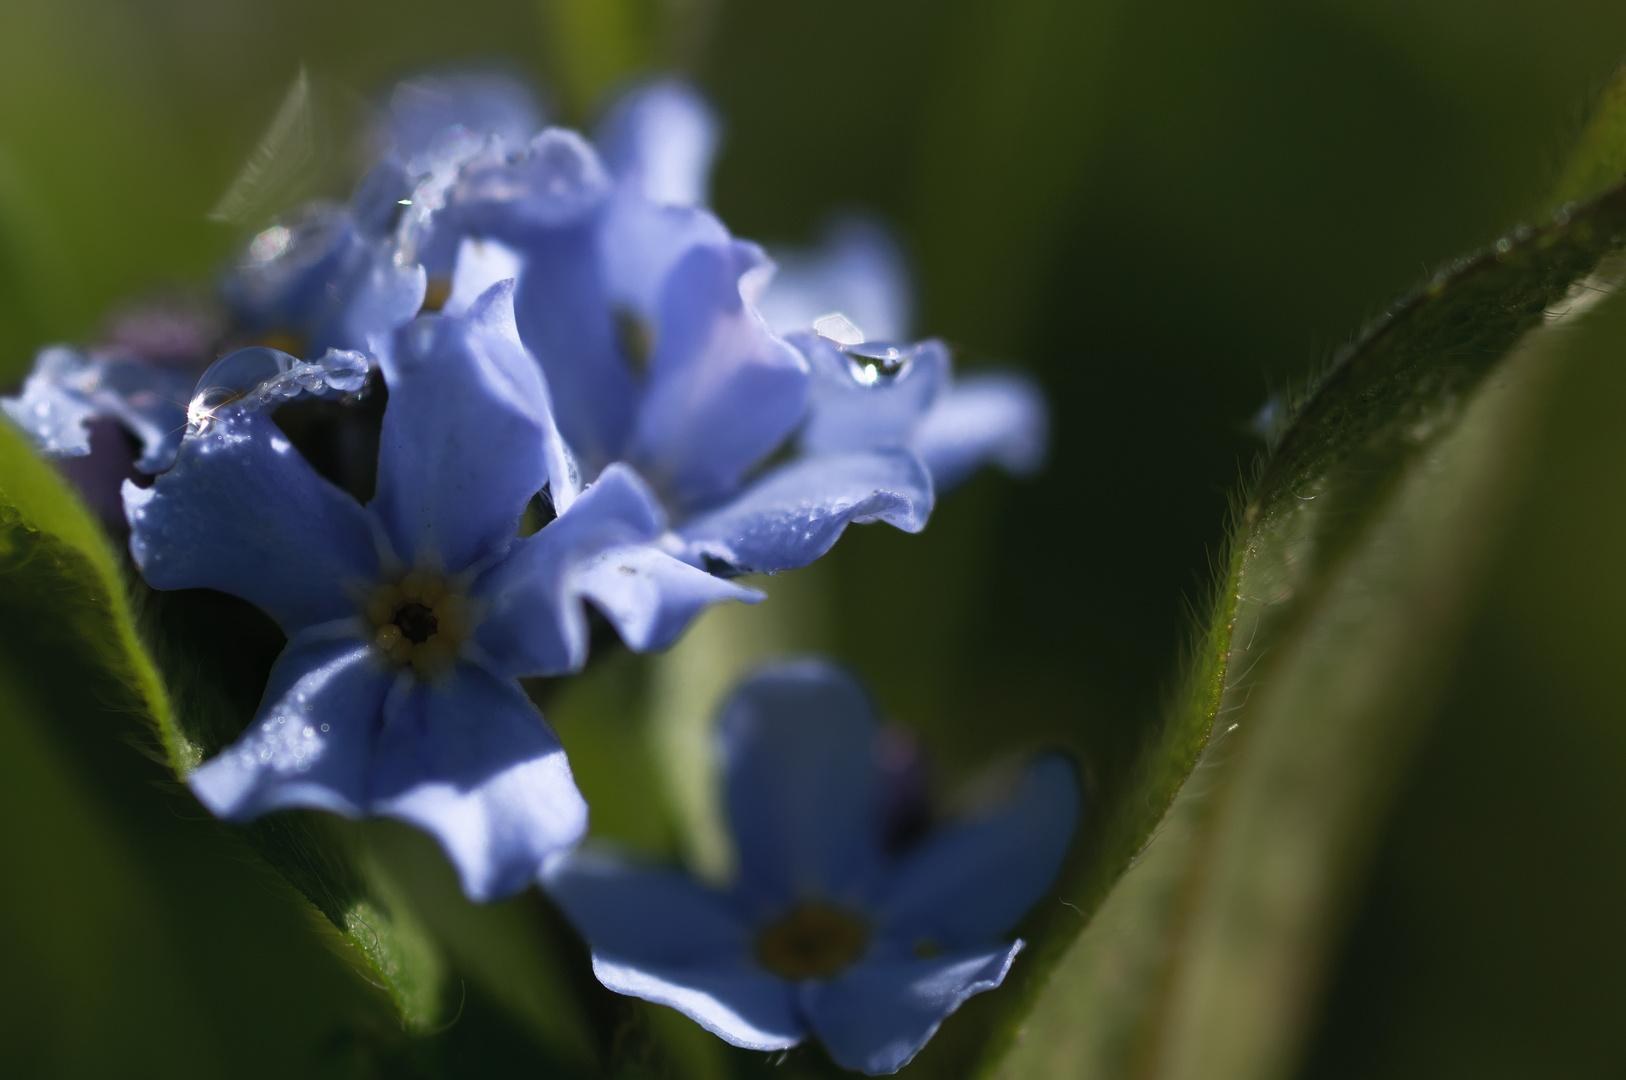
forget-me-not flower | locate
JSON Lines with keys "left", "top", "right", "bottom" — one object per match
{"left": 125, "top": 281, "right": 755, "bottom": 900}
{"left": 589, "top": 82, "right": 1048, "bottom": 500}
{"left": 544, "top": 659, "right": 1079, "bottom": 1074}
{"left": 431, "top": 102, "right": 939, "bottom": 579}
{"left": 755, "top": 221, "right": 1048, "bottom": 495}
{"left": 223, "top": 72, "right": 543, "bottom": 362}
{"left": 1, "top": 297, "right": 225, "bottom": 523}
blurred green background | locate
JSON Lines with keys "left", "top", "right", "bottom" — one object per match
{"left": 2, "top": 0, "right": 1625, "bottom": 1076}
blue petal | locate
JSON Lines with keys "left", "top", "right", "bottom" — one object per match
{"left": 675, "top": 449, "right": 933, "bottom": 575}
{"left": 595, "top": 80, "right": 719, "bottom": 207}
{"left": 472, "top": 464, "right": 666, "bottom": 677}
{"left": 123, "top": 409, "right": 380, "bottom": 635}
{"left": 336, "top": 249, "right": 426, "bottom": 359}
{"left": 573, "top": 543, "right": 762, "bottom": 652}
{"left": 592, "top": 954, "right": 805, "bottom": 1051}
{"left": 452, "top": 128, "right": 611, "bottom": 232}
{"left": 225, "top": 206, "right": 354, "bottom": 336}
{"left": 872, "top": 755, "right": 1079, "bottom": 949}
{"left": 2, "top": 347, "right": 99, "bottom": 456}
{"left": 598, "top": 193, "right": 730, "bottom": 320}
{"left": 719, "top": 660, "right": 885, "bottom": 917}
{"left": 801, "top": 944, "right": 1022, "bottom": 1075}
{"left": 544, "top": 847, "right": 754, "bottom": 965}
{"left": 189, "top": 635, "right": 389, "bottom": 820}
{"left": 794, "top": 333, "right": 949, "bottom": 457}
{"left": 449, "top": 130, "right": 635, "bottom": 470}
{"left": 1, "top": 347, "right": 192, "bottom": 473}
{"left": 93, "top": 359, "right": 193, "bottom": 473}
{"left": 543, "top": 847, "right": 804, "bottom": 1047}
{"left": 757, "top": 217, "right": 913, "bottom": 341}
{"left": 227, "top": 209, "right": 424, "bottom": 358}
{"left": 443, "top": 236, "right": 524, "bottom": 317}
{"left": 371, "top": 281, "right": 559, "bottom": 572}
{"left": 371, "top": 662, "right": 586, "bottom": 902}
{"left": 910, "top": 372, "right": 1048, "bottom": 491}
{"left": 387, "top": 71, "right": 542, "bottom": 168}
{"left": 630, "top": 240, "right": 807, "bottom": 510}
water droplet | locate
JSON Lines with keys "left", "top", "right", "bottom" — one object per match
{"left": 319, "top": 723, "right": 330, "bottom": 733}
{"left": 188, "top": 346, "right": 372, "bottom": 431}
{"left": 840, "top": 341, "right": 915, "bottom": 386}
{"left": 248, "top": 225, "right": 293, "bottom": 263}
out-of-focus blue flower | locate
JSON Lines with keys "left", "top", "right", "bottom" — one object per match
{"left": 756, "top": 216, "right": 1049, "bottom": 495}
{"left": 791, "top": 325, "right": 1049, "bottom": 493}
{"left": 125, "top": 282, "right": 754, "bottom": 901}
{"left": 757, "top": 218, "right": 913, "bottom": 345}
{"left": 3, "top": 346, "right": 191, "bottom": 472}
{"left": 545, "top": 659, "right": 1079, "bottom": 1074}
{"left": 1, "top": 298, "right": 224, "bottom": 523}
{"left": 223, "top": 72, "right": 544, "bottom": 361}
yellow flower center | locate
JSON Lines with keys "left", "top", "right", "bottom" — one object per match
{"left": 753, "top": 903, "right": 869, "bottom": 980}
{"left": 364, "top": 568, "right": 469, "bottom": 679}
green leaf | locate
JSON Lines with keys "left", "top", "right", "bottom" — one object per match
{"left": 1548, "top": 62, "right": 1626, "bottom": 212}
{"left": 979, "top": 183, "right": 1626, "bottom": 1078}
{"left": 0, "top": 421, "right": 415, "bottom": 1074}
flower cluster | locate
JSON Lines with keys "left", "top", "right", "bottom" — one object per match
{"left": 2, "top": 72, "right": 1062, "bottom": 1070}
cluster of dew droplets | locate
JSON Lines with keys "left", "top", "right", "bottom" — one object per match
{"left": 187, "top": 345, "right": 370, "bottom": 433}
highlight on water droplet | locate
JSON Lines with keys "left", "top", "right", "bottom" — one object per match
{"left": 187, "top": 346, "right": 371, "bottom": 432}
{"left": 839, "top": 340, "right": 917, "bottom": 386}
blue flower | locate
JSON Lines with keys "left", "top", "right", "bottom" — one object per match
{"left": 756, "top": 217, "right": 914, "bottom": 345}
{"left": 125, "top": 282, "right": 755, "bottom": 900}
{"left": 222, "top": 72, "right": 543, "bottom": 361}
{"left": 430, "top": 114, "right": 934, "bottom": 579}
{"left": 594, "top": 79, "right": 719, "bottom": 209}
{"left": 1, "top": 299, "right": 226, "bottom": 524}
{"left": 544, "top": 659, "right": 1079, "bottom": 1074}
{"left": 3, "top": 345, "right": 192, "bottom": 473}
{"left": 790, "top": 325, "right": 1049, "bottom": 493}
{"left": 755, "top": 217, "right": 1049, "bottom": 495}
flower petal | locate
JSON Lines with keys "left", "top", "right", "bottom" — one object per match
{"left": 386, "top": 72, "right": 542, "bottom": 168}
{"left": 598, "top": 194, "right": 730, "bottom": 320}
{"left": 794, "top": 333, "right": 949, "bottom": 457}
{"left": 544, "top": 846, "right": 754, "bottom": 965}
{"left": 472, "top": 463, "right": 666, "bottom": 677}
{"left": 801, "top": 944, "right": 1022, "bottom": 1075}
{"left": 630, "top": 240, "right": 807, "bottom": 510}
{"left": 544, "top": 846, "right": 804, "bottom": 1048}
{"left": 371, "top": 280, "right": 561, "bottom": 571}
{"left": 593, "top": 954, "right": 804, "bottom": 1051}
{"left": 442, "top": 129, "right": 632, "bottom": 469}
{"left": 2, "top": 347, "right": 100, "bottom": 456}
{"left": 910, "top": 372, "right": 1048, "bottom": 491}
{"left": 189, "top": 635, "right": 388, "bottom": 820}
{"left": 226, "top": 209, "right": 425, "bottom": 359}
{"left": 123, "top": 409, "right": 380, "bottom": 634}
{"left": 757, "top": 217, "right": 913, "bottom": 341}
{"left": 676, "top": 449, "right": 933, "bottom": 575}
{"left": 595, "top": 79, "right": 719, "bottom": 208}
{"left": 574, "top": 543, "right": 762, "bottom": 652}
{"left": 872, "top": 755, "right": 1079, "bottom": 949}
{"left": 444, "top": 236, "right": 524, "bottom": 318}
{"left": 93, "top": 359, "right": 193, "bottom": 473}
{"left": 1, "top": 347, "right": 192, "bottom": 473}
{"left": 371, "top": 662, "right": 586, "bottom": 902}
{"left": 720, "top": 660, "right": 885, "bottom": 917}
